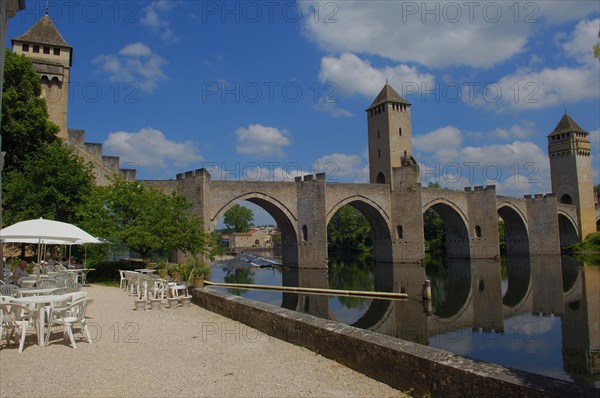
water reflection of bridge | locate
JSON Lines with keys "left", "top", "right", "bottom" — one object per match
{"left": 281, "top": 256, "right": 599, "bottom": 384}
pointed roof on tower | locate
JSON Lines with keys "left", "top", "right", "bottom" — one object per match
{"left": 548, "top": 113, "right": 587, "bottom": 138}
{"left": 366, "top": 83, "right": 410, "bottom": 111}
{"left": 12, "top": 14, "right": 72, "bottom": 48}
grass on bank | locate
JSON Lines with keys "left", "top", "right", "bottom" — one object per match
{"left": 565, "top": 231, "right": 600, "bottom": 265}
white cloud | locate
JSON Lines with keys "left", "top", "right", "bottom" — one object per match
{"left": 313, "top": 153, "right": 368, "bottom": 182}
{"left": 492, "top": 122, "right": 536, "bottom": 140}
{"left": 318, "top": 53, "right": 434, "bottom": 98}
{"left": 560, "top": 18, "right": 600, "bottom": 66}
{"left": 141, "top": 0, "right": 178, "bottom": 43}
{"left": 469, "top": 65, "right": 599, "bottom": 111}
{"left": 119, "top": 43, "right": 152, "bottom": 57}
{"left": 93, "top": 43, "right": 168, "bottom": 93}
{"left": 415, "top": 126, "right": 552, "bottom": 196}
{"left": 470, "top": 19, "right": 600, "bottom": 111}
{"left": 312, "top": 101, "right": 354, "bottom": 118}
{"left": 413, "top": 126, "right": 462, "bottom": 153}
{"left": 301, "top": 1, "right": 598, "bottom": 69}
{"left": 235, "top": 124, "right": 290, "bottom": 157}
{"left": 536, "top": 1, "right": 600, "bottom": 24}
{"left": 103, "top": 128, "right": 202, "bottom": 170}
{"left": 590, "top": 129, "right": 600, "bottom": 151}
{"left": 302, "top": 1, "right": 532, "bottom": 68}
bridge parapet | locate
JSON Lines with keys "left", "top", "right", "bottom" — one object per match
{"left": 176, "top": 168, "right": 211, "bottom": 181}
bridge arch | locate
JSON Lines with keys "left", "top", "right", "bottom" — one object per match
{"left": 497, "top": 203, "right": 529, "bottom": 255}
{"left": 557, "top": 211, "right": 579, "bottom": 247}
{"left": 423, "top": 199, "right": 470, "bottom": 258}
{"left": 327, "top": 195, "right": 392, "bottom": 262}
{"left": 502, "top": 255, "right": 532, "bottom": 311}
{"left": 212, "top": 192, "right": 299, "bottom": 265}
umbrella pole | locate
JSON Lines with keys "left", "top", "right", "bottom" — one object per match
{"left": 37, "top": 238, "right": 41, "bottom": 265}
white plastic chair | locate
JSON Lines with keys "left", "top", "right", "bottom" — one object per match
{"left": 0, "top": 296, "right": 15, "bottom": 342}
{"left": 66, "top": 292, "right": 87, "bottom": 302}
{"left": 45, "top": 298, "right": 94, "bottom": 348}
{"left": 0, "top": 303, "right": 37, "bottom": 353}
{"left": 17, "top": 276, "right": 38, "bottom": 287}
{"left": 148, "top": 278, "right": 167, "bottom": 299}
{"left": 0, "top": 284, "right": 18, "bottom": 297}
{"left": 36, "top": 279, "right": 58, "bottom": 288}
{"left": 118, "top": 270, "right": 127, "bottom": 290}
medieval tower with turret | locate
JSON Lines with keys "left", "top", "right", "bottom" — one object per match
{"left": 366, "top": 84, "right": 413, "bottom": 185}
{"left": 11, "top": 11, "right": 135, "bottom": 185}
{"left": 548, "top": 113, "right": 596, "bottom": 240}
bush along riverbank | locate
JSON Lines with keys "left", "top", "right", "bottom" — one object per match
{"left": 564, "top": 231, "right": 600, "bottom": 265}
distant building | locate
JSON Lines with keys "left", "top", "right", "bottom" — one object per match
{"left": 229, "top": 229, "right": 273, "bottom": 250}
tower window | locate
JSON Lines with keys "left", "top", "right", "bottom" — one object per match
{"left": 53, "top": 48, "right": 60, "bottom": 56}
{"left": 33, "top": 45, "right": 39, "bottom": 53}
{"left": 399, "top": 127, "right": 402, "bottom": 136}
{"left": 475, "top": 225, "right": 482, "bottom": 238}
{"left": 301, "top": 225, "right": 308, "bottom": 241}
{"left": 378, "top": 149, "right": 381, "bottom": 158}
{"left": 560, "top": 194, "right": 573, "bottom": 205}
{"left": 22, "top": 44, "right": 29, "bottom": 52}
{"left": 43, "top": 46, "right": 50, "bottom": 54}
{"left": 396, "top": 225, "right": 403, "bottom": 239}
{"left": 377, "top": 130, "right": 380, "bottom": 138}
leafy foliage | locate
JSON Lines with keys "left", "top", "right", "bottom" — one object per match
{"left": 565, "top": 232, "right": 600, "bottom": 265}
{"left": 79, "top": 178, "right": 211, "bottom": 260}
{"left": 1, "top": 49, "right": 59, "bottom": 173}
{"left": 223, "top": 204, "right": 254, "bottom": 232}
{"left": 3, "top": 141, "right": 94, "bottom": 224}
{"left": 423, "top": 182, "right": 446, "bottom": 254}
{"left": 327, "top": 205, "right": 372, "bottom": 253}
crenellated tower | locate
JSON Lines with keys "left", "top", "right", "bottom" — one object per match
{"left": 548, "top": 113, "right": 596, "bottom": 240}
{"left": 366, "top": 84, "right": 413, "bottom": 184}
{"left": 12, "top": 11, "right": 72, "bottom": 139}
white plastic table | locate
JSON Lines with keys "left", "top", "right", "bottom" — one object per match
{"left": 13, "top": 294, "right": 72, "bottom": 346}
{"left": 16, "top": 287, "right": 58, "bottom": 297}
{"left": 65, "top": 269, "right": 95, "bottom": 285}
{"left": 135, "top": 269, "right": 156, "bottom": 275}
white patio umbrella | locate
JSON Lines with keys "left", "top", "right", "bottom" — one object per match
{"left": 0, "top": 218, "right": 102, "bottom": 265}
{"left": 0, "top": 218, "right": 101, "bottom": 244}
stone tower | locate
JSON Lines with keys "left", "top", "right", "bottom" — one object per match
{"left": 11, "top": 12, "right": 72, "bottom": 139}
{"left": 366, "top": 83, "right": 412, "bottom": 184}
{"left": 548, "top": 113, "right": 596, "bottom": 240}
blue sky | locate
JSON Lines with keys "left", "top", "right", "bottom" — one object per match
{"left": 7, "top": 1, "right": 600, "bottom": 224}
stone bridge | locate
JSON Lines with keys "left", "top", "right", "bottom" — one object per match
{"left": 144, "top": 164, "right": 579, "bottom": 268}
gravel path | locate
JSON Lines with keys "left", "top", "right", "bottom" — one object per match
{"left": 0, "top": 285, "right": 406, "bottom": 397}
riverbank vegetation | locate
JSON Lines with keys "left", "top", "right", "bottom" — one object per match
{"left": 565, "top": 231, "right": 600, "bottom": 265}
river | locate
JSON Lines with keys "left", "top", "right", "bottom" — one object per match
{"left": 210, "top": 252, "right": 599, "bottom": 389}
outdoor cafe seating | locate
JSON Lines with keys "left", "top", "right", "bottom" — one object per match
{"left": 0, "top": 289, "right": 91, "bottom": 352}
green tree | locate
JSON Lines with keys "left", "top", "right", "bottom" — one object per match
{"left": 1, "top": 49, "right": 59, "bottom": 173}
{"left": 423, "top": 182, "right": 446, "bottom": 253}
{"left": 223, "top": 204, "right": 254, "bottom": 232}
{"left": 79, "top": 178, "right": 211, "bottom": 260}
{"left": 327, "top": 205, "right": 372, "bottom": 253}
{"left": 3, "top": 141, "right": 94, "bottom": 224}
